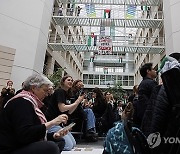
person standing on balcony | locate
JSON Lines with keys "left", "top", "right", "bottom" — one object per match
{"left": 58, "top": 5, "right": 63, "bottom": 16}
{"left": 77, "top": 6, "right": 82, "bottom": 16}
{"left": 69, "top": 6, "right": 74, "bottom": 16}
{"left": 147, "top": 6, "right": 150, "bottom": 18}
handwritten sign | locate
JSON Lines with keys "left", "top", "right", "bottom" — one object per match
{"left": 98, "top": 36, "right": 112, "bottom": 55}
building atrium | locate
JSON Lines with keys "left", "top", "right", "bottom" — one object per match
{"left": 0, "top": 0, "right": 180, "bottom": 154}
{"left": 1, "top": 0, "right": 176, "bottom": 92}
{"left": 47, "top": 0, "right": 165, "bottom": 92}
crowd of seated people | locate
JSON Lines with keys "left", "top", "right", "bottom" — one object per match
{"left": 0, "top": 74, "right": 128, "bottom": 153}
{"left": 1, "top": 53, "right": 179, "bottom": 154}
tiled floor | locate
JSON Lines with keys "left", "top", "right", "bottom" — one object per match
{"left": 62, "top": 137, "right": 104, "bottom": 154}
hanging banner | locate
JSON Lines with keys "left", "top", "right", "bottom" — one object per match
{"left": 126, "top": 5, "right": 137, "bottom": 19}
{"left": 85, "top": 4, "right": 96, "bottom": 18}
{"left": 98, "top": 36, "right": 112, "bottom": 55}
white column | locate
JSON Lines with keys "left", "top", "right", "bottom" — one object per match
{"left": 164, "top": 0, "right": 180, "bottom": 55}
{"left": 0, "top": 0, "right": 54, "bottom": 90}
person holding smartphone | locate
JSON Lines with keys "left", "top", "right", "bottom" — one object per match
{"left": 45, "top": 75, "right": 84, "bottom": 151}
{"left": 0, "top": 74, "right": 69, "bottom": 154}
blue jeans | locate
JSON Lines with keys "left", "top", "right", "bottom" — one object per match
{"left": 48, "top": 125, "right": 76, "bottom": 151}
{"left": 84, "top": 108, "right": 96, "bottom": 131}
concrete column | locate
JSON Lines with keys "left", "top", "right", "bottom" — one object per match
{"left": 46, "top": 57, "right": 55, "bottom": 75}
{"left": 164, "top": 0, "right": 180, "bottom": 55}
{"left": 0, "top": 0, "right": 54, "bottom": 90}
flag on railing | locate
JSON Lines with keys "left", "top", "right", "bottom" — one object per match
{"left": 119, "top": 56, "right": 123, "bottom": 63}
{"left": 88, "top": 33, "right": 97, "bottom": 46}
{"left": 104, "top": 67, "right": 108, "bottom": 74}
{"left": 104, "top": 9, "right": 111, "bottom": 18}
{"left": 85, "top": 4, "right": 96, "bottom": 18}
{"left": 141, "top": 5, "right": 147, "bottom": 11}
{"left": 141, "top": 0, "right": 148, "bottom": 11}
{"left": 90, "top": 56, "right": 94, "bottom": 62}
{"left": 126, "top": 5, "right": 137, "bottom": 19}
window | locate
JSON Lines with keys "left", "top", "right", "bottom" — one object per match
{"left": 89, "top": 74, "right": 93, "bottom": 79}
{"left": 129, "top": 76, "right": 134, "bottom": 80}
{"left": 95, "top": 67, "right": 103, "bottom": 72}
{"left": 123, "top": 76, "right": 128, "bottom": 80}
{"left": 88, "top": 80, "right": 93, "bottom": 84}
{"left": 83, "top": 74, "right": 88, "bottom": 79}
{"left": 123, "top": 81, "right": 128, "bottom": 86}
{"left": 117, "top": 75, "right": 122, "bottom": 80}
{"left": 94, "top": 80, "right": 99, "bottom": 85}
{"left": 115, "top": 67, "right": 123, "bottom": 72}
{"left": 108, "top": 68, "right": 113, "bottom": 73}
{"left": 129, "top": 81, "right": 134, "bottom": 86}
{"left": 100, "top": 75, "right": 105, "bottom": 79}
{"left": 106, "top": 75, "right": 111, "bottom": 81}
{"left": 94, "top": 75, "right": 99, "bottom": 79}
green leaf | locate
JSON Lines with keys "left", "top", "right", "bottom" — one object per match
{"left": 47, "top": 68, "right": 63, "bottom": 88}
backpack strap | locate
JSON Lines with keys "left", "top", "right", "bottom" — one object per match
{"left": 124, "top": 120, "right": 136, "bottom": 153}
{"left": 124, "top": 120, "right": 150, "bottom": 154}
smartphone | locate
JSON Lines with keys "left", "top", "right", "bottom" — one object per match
{"left": 79, "top": 89, "right": 85, "bottom": 96}
{"left": 59, "top": 122, "right": 76, "bottom": 132}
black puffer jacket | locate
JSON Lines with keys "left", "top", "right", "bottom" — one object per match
{"left": 141, "top": 85, "right": 162, "bottom": 136}
{"left": 151, "top": 68, "right": 180, "bottom": 154}
{"left": 151, "top": 85, "right": 169, "bottom": 135}
{"left": 136, "top": 77, "right": 158, "bottom": 125}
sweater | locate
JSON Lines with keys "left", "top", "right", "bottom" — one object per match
{"left": 0, "top": 97, "right": 46, "bottom": 154}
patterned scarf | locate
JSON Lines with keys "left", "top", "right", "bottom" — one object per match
{"left": 5, "top": 90, "right": 47, "bottom": 124}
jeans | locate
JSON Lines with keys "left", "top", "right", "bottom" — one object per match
{"left": 84, "top": 108, "right": 96, "bottom": 131}
{"left": 48, "top": 125, "right": 76, "bottom": 151}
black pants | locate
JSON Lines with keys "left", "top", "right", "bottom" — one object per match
{"left": 11, "top": 141, "right": 62, "bottom": 154}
